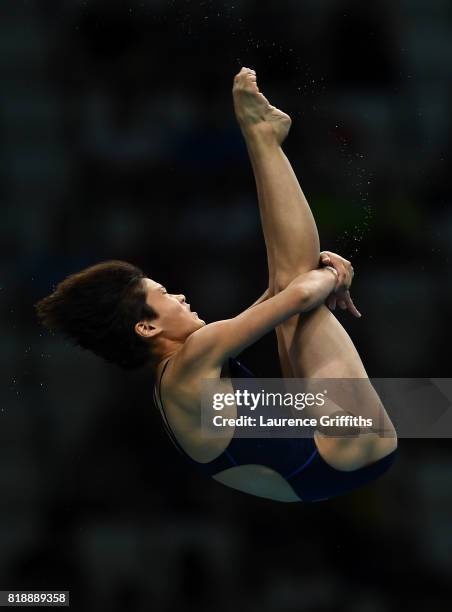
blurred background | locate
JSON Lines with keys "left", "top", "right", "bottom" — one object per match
{"left": 1, "top": 0, "right": 451, "bottom": 610}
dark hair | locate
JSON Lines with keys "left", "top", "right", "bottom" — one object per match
{"left": 34, "top": 260, "right": 157, "bottom": 370}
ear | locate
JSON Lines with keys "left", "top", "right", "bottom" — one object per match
{"left": 134, "top": 320, "right": 160, "bottom": 339}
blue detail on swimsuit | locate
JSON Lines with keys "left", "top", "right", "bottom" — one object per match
{"left": 154, "top": 356, "right": 397, "bottom": 502}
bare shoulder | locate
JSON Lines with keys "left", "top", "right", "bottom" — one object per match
{"left": 164, "top": 331, "right": 225, "bottom": 413}
{"left": 158, "top": 336, "right": 229, "bottom": 463}
{"left": 169, "top": 322, "right": 227, "bottom": 386}
{"left": 177, "top": 321, "right": 229, "bottom": 370}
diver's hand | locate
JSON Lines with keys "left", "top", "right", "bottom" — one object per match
{"left": 320, "top": 251, "right": 353, "bottom": 289}
{"left": 319, "top": 251, "right": 362, "bottom": 318}
{"left": 327, "top": 288, "right": 361, "bottom": 317}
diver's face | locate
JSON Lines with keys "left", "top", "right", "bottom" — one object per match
{"left": 141, "top": 278, "right": 206, "bottom": 340}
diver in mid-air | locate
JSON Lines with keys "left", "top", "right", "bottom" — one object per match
{"left": 35, "top": 68, "right": 397, "bottom": 502}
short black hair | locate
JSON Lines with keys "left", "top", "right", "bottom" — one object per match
{"left": 34, "top": 260, "right": 156, "bottom": 370}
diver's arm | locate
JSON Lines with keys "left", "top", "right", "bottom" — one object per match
{"left": 244, "top": 252, "right": 352, "bottom": 313}
{"left": 180, "top": 267, "right": 338, "bottom": 371}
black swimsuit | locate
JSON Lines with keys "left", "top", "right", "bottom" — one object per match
{"left": 153, "top": 356, "right": 397, "bottom": 502}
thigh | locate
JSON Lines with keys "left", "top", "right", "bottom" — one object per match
{"left": 270, "top": 280, "right": 296, "bottom": 378}
{"left": 275, "top": 325, "right": 295, "bottom": 378}
{"left": 276, "top": 305, "right": 397, "bottom": 467}
{"left": 278, "top": 305, "right": 368, "bottom": 378}
{"left": 278, "top": 305, "right": 389, "bottom": 426}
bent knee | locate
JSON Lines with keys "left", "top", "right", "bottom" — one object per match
{"left": 270, "top": 266, "right": 315, "bottom": 294}
{"left": 314, "top": 430, "right": 398, "bottom": 472}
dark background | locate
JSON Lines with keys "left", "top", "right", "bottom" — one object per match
{"left": 1, "top": 0, "right": 451, "bottom": 610}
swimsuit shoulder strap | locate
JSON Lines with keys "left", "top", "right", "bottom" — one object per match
{"left": 153, "top": 357, "right": 186, "bottom": 454}
{"left": 157, "top": 357, "right": 172, "bottom": 406}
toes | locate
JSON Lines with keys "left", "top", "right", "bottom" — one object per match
{"left": 235, "top": 67, "right": 257, "bottom": 80}
{"left": 233, "top": 75, "right": 259, "bottom": 93}
{"left": 232, "top": 67, "right": 261, "bottom": 97}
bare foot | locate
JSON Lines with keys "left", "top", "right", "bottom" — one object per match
{"left": 232, "top": 66, "right": 292, "bottom": 145}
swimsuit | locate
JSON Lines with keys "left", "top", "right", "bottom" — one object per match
{"left": 153, "top": 356, "right": 397, "bottom": 502}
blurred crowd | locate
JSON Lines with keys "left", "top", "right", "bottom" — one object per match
{"left": 1, "top": 1, "right": 451, "bottom": 610}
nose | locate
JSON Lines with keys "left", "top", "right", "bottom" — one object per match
{"left": 179, "top": 295, "right": 191, "bottom": 309}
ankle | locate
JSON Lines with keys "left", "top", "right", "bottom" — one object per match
{"left": 242, "top": 124, "right": 280, "bottom": 152}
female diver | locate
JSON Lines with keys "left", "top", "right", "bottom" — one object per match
{"left": 35, "top": 68, "right": 397, "bottom": 502}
